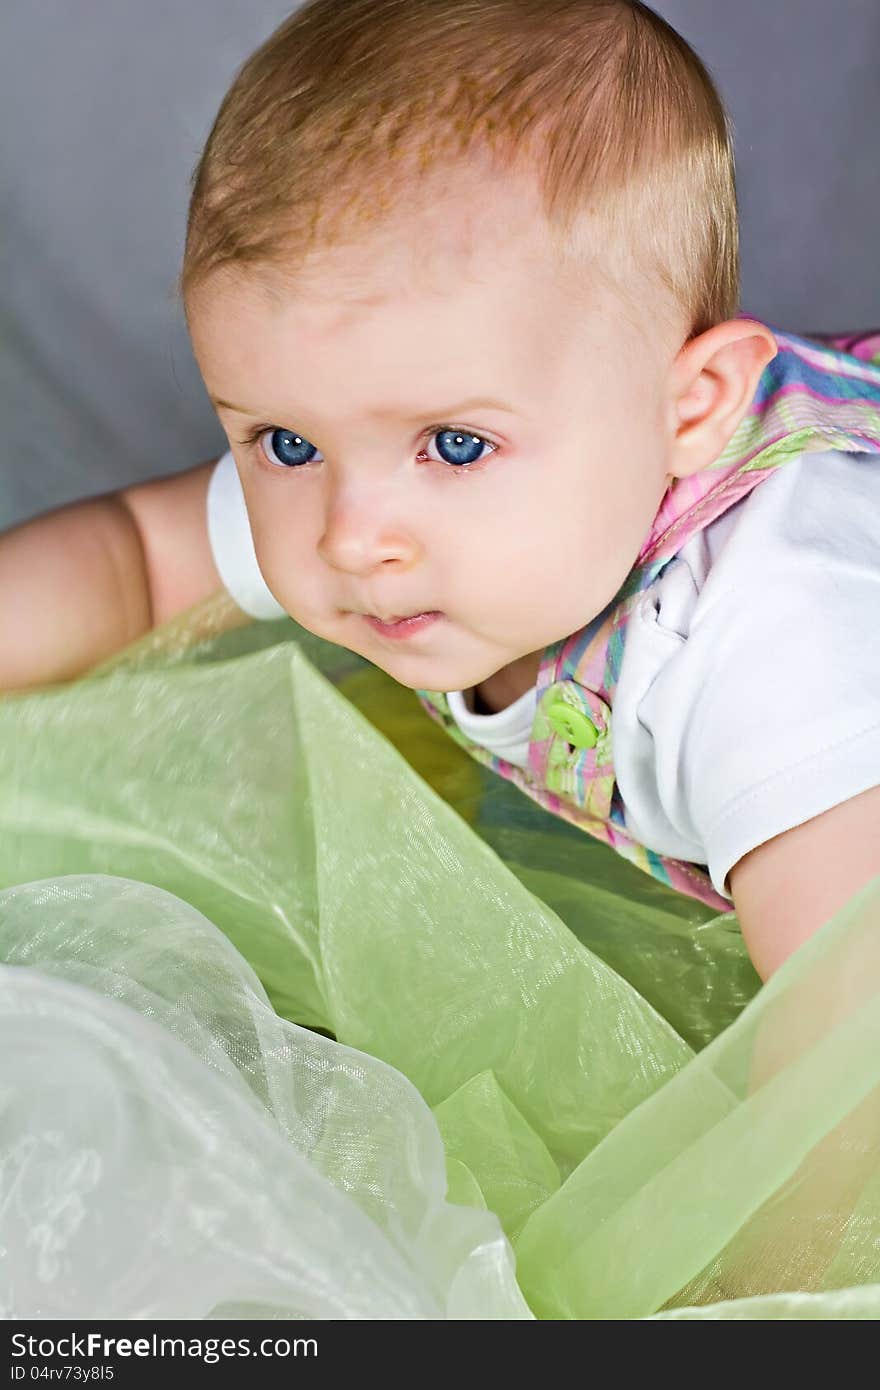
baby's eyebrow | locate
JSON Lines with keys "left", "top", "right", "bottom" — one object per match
{"left": 372, "top": 396, "right": 518, "bottom": 420}
{"left": 211, "top": 396, "right": 256, "bottom": 414}
{"left": 210, "top": 394, "right": 518, "bottom": 419}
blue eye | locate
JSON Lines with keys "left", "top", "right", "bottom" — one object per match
{"left": 244, "top": 424, "right": 496, "bottom": 470}
{"left": 261, "top": 428, "right": 323, "bottom": 468}
{"left": 425, "top": 430, "right": 494, "bottom": 467}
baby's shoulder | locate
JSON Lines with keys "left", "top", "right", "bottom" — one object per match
{"left": 696, "top": 446, "right": 879, "bottom": 579}
{"left": 637, "top": 447, "right": 878, "bottom": 655}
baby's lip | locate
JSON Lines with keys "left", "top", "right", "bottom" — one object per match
{"left": 355, "top": 610, "right": 441, "bottom": 622}
{"left": 379, "top": 612, "right": 433, "bottom": 622}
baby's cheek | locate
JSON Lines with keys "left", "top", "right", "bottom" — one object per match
{"left": 248, "top": 514, "right": 307, "bottom": 609}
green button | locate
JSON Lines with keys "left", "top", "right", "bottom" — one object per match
{"left": 545, "top": 700, "right": 599, "bottom": 749}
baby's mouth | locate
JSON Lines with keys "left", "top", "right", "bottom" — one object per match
{"left": 370, "top": 611, "right": 434, "bottom": 622}
{"left": 358, "top": 611, "right": 444, "bottom": 637}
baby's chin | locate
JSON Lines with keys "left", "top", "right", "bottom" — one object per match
{"left": 345, "top": 641, "right": 485, "bottom": 695}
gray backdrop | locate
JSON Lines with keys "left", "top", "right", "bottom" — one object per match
{"left": 2, "top": 0, "right": 878, "bottom": 529}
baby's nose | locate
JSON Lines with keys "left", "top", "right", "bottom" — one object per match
{"left": 317, "top": 495, "right": 421, "bottom": 575}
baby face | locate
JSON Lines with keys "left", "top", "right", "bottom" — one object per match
{"left": 189, "top": 162, "right": 684, "bottom": 697}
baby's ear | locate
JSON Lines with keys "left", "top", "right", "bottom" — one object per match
{"left": 667, "top": 319, "right": 778, "bottom": 479}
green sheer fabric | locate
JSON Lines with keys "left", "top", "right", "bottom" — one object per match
{"left": 1, "top": 596, "right": 878, "bottom": 1318}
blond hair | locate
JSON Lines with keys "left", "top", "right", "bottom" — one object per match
{"left": 180, "top": 0, "right": 740, "bottom": 340}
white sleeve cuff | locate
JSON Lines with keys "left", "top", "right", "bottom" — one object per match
{"left": 206, "top": 451, "right": 287, "bottom": 620}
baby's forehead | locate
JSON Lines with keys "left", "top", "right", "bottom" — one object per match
{"left": 257, "top": 155, "right": 564, "bottom": 305}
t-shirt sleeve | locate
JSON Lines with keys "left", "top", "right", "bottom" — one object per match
{"left": 637, "top": 451, "right": 880, "bottom": 901}
{"left": 206, "top": 451, "right": 287, "bottom": 620}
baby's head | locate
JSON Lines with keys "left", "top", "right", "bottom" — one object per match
{"left": 182, "top": 0, "right": 776, "bottom": 697}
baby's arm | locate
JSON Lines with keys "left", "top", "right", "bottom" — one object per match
{"left": 697, "top": 795, "right": 880, "bottom": 1301}
{"left": 0, "top": 458, "right": 245, "bottom": 692}
{"left": 730, "top": 784, "right": 880, "bottom": 980}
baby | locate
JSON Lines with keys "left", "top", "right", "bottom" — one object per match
{"left": 2, "top": 0, "right": 879, "bottom": 984}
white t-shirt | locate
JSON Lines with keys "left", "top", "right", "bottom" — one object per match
{"left": 207, "top": 448, "right": 880, "bottom": 903}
